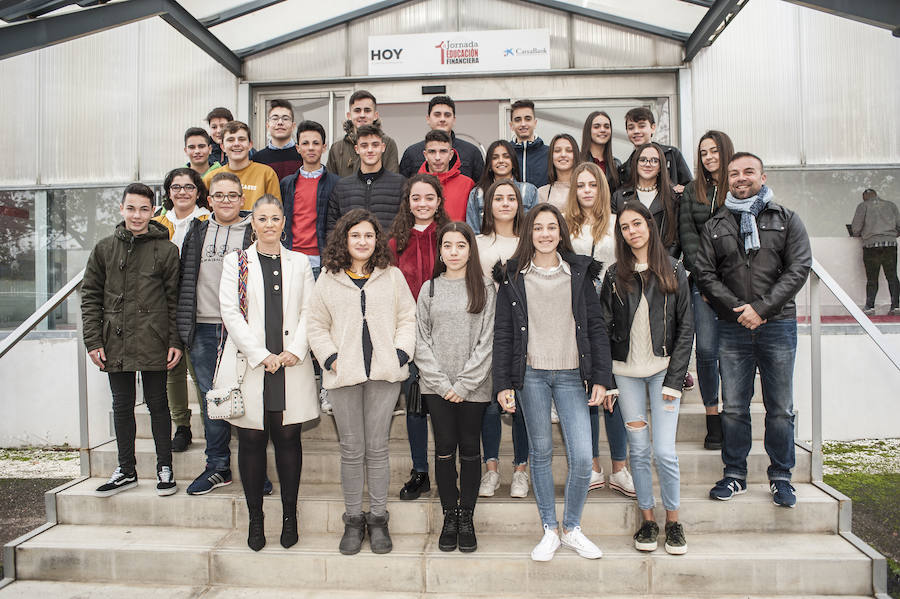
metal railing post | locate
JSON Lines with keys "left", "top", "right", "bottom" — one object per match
{"left": 809, "top": 272, "right": 823, "bottom": 482}
{"left": 75, "top": 289, "right": 91, "bottom": 478}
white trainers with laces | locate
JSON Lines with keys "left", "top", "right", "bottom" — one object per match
{"left": 609, "top": 467, "right": 636, "bottom": 498}
{"left": 560, "top": 526, "right": 603, "bottom": 559}
{"left": 510, "top": 469, "right": 530, "bottom": 498}
{"left": 530, "top": 524, "right": 561, "bottom": 561}
{"left": 319, "top": 388, "right": 333, "bottom": 415}
{"left": 589, "top": 466, "right": 605, "bottom": 490}
{"left": 478, "top": 469, "right": 501, "bottom": 497}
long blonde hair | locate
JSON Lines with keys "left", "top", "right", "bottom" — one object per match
{"left": 564, "top": 162, "right": 612, "bottom": 245}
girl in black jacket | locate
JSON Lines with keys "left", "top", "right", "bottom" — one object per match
{"left": 493, "top": 203, "right": 611, "bottom": 562}
{"left": 599, "top": 201, "right": 694, "bottom": 556}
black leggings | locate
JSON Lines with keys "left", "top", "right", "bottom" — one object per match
{"left": 237, "top": 411, "right": 302, "bottom": 516}
{"left": 108, "top": 371, "right": 171, "bottom": 472}
{"left": 425, "top": 395, "right": 487, "bottom": 511}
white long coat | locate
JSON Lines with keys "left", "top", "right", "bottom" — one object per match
{"left": 217, "top": 244, "right": 319, "bottom": 430}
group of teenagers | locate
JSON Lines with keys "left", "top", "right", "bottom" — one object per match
{"left": 80, "top": 91, "right": 812, "bottom": 563}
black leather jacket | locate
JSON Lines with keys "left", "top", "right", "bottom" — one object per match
{"left": 599, "top": 258, "right": 694, "bottom": 391}
{"left": 612, "top": 186, "right": 681, "bottom": 259}
{"left": 693, "top": 200, "right": 811, "bottom": 322}
{"left": 492, "top": 253, "right": 612, "bottom": 395}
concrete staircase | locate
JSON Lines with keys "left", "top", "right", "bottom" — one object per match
{"left": 0, "top": 381, "right": 882, "bottom": 597}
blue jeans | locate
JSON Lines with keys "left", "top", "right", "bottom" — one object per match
{"left": 718, "top": 319, "right": 797, "bottom": 482}
{"left": 691, "top": 282, "right": 721, "bottom": 408}
{"left": 616, "top": 370, "right": 681, "bottom": 511}
{"left": 404, "top": 362, "right": 429, "bottom": 473}
{"left": 593, "top": 402, "right": 628, "bottom": 461}
{"left": 519, "top": 366, "right": 592, "bottom": 530}
{"left": 481, "top": 399, "right": 529, "bottom": 466}
{"left": 190, "top": 323, "right": 232, "bottom": 472}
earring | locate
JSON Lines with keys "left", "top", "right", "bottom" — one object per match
{"left": 281, "top": 230, "right": 287, "bottom": 241}
{"left": 250, "top": 230, "right": 258, "bottom": 242}
{"left": 439, "top": 256, "right": 444, "bottom": 263}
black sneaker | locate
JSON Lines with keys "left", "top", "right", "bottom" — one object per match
{"left": 171, "top": 426, "right": 192, "bottom": 452}
{"left": 96, "top": 467, "right": 138, "bottom": 497}
{"left": 664, "top": 521, "right": 687, "bottom": 555}
{"left": 186, "top": 468, "right": 232, "bottom": 495}
{"left": 156, "top": 465, "right": 177, "bottom": 496}
{"left": 633, "top": 520, "right": 659, "bottom": 552}
{"left": 399, "top": 469, "right": 430, "bottom": 500}
{"left": 709, "top": 477, "right": 747, "bottom": 501}
{"left": 770, "top": 480, "right": 797, "bottom": 508}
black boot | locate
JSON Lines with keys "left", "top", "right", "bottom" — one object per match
{"left": 399, "top": 469, "right": 430, "bottom": 500}
{"left": 457, "top": 506, "right": 477, "bottom": 553}
{"left": 366, "top": 511, "right": 393, "bottom": 554}
{"left": 704, "top": 414, "right": 723, "bottom": 450}
{"left": 438, "top": 507, "right": 458, "bottom": 552}
{"left": 280, "top": 512, "right": 298, "bottom": 549}
{"left": 339, "top": 513, "right": 366, "bottom": 555}
{"left": 247, "top": 510, "right": 265, "bottom": 551}
{"left": 171, "top": 426, "right": 192, "bottom": 452}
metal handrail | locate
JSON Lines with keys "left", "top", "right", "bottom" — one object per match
{"left": 0, "top": 269, "right": 85, "bottom": 359}
{"left": 807, "top": 257, "right": 900, "bottom": 482}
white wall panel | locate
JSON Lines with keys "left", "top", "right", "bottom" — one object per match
{"left": 244, "top": 28, "right": 347, "bottom": 82}
{"left": 458, "top": 0, "right": 569, "bottom": 69}
{"left": 690, "top": 0, "right": 803, "bottom": 166}
{"left": 799, "top": 10, "right": 900, "bottom": 164}
{"left": 39, "top": 24, "right": 140, "bottom": 184}
{"left": 572, "top": 16, "right": 683, "bottom": 68}
{"left": 348, "top": 0, "right": 457, "bottom": 76}
{"left": 0, "top": 53, "right": 39, "bottom": 185}
{"left": 138, "top": 19, "right": 238, "bottom": 181}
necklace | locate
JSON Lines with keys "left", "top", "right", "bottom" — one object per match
{"left": 637, "top": 184, "right": 658, "bottom": 193}
{"left": 257, "top": 249, "right": 281, "bottom": 259}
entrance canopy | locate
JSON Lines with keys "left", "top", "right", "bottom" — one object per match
{"left": 0, "top": 0, "right": 755, "bottom": 76}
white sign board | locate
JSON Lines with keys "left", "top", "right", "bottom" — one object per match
{"left": 368, "top": 29, "right": 551, "bottom": 76}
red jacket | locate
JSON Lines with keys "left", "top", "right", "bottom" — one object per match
{"left": 418, "top": 150, "right": 475, "bottom": 222}
{"left": 389, "top": 221, "right": 437, "bottom": 300}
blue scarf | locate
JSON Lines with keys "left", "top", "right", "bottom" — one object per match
{"left": 725, "top": 185, "right": 772, "bottom": 252}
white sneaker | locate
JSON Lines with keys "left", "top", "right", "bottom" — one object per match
{"left": 319, "top": 388, "right": 333, "bottom": 415}
{"left": 479, "top": 470, "right": 501, "bottom": 497}
{"left": 560, "top": 526, "right": 603, "bottom": 559}
{"left": 589, "top": 466, "right": 605, "bottom": 491}
{"left": 608, "top": 467, "right": 637, "bottom": 498}
{"left": 510, "top": 469, "right": 530, "bottom": 498}
{"left": 550, "top": 402, "right": 559, "bottom": 424}
{"left": 530, "top": 524, "right": 561, "bottom": 561}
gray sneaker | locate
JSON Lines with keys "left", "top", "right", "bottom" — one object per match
{"left": 510, "top": 469, "right": 530, "bottom": 498}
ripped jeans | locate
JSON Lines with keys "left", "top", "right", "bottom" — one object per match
{"left": 615, "top": 369, "right": 681, "bottom": 512}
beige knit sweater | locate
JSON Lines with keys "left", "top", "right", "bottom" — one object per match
{"left": 307, "top": 265, "right": 417, "bottom": 390}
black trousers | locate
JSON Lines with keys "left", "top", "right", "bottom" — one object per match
{"left": 108, "top": 370, "right": 171, "bottom": 473}
{"left": 863, "top": 246, "right": 900, "bottom": 309}
{"left": 425, "top": 394, "right": 488, "bottom": 511}
{"left": 237, "top": 411, "right": 302, "bottom": 516}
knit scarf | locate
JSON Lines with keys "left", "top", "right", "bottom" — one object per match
{"left": 725, "top": 185, "right": 772, "bottom": 252}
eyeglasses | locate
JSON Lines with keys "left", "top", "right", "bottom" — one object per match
{"left": 638, "top": 157, "right": 661, "bottom": 166}
{"left": 169, "top": 184, "right": 197, "bottom": 193}
{"left": 268, "top": 115, "right": 293, "bottom": 123}
{"left": 211, "top": 192, "right": 242, "bottom": 203}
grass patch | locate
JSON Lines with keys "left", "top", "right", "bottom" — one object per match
{"left": 824, "top": 473, "right": 900, "bottom": 598}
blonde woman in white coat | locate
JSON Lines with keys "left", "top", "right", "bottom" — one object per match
{"left": 219, "top": 195, "right": 318, "bottom": 552}
{"left": 307, "top": 208, "right": 417, "bottom": 556}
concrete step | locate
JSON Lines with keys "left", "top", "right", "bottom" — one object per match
{"left": 13, "top": 525, "right": 871, "bottom": 596}
{"left": 0, "top": 583, "right": 877, "bottom": 599}
{"left": 134, "top": 401, "right": 771, "bottom": 444}
{"left": 89, "top": 438, "right": 813, "bottom": 486}
{"left": 56, "top": 478, "right": 839, "bottom": 535}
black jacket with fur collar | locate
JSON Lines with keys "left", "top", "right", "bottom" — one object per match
{"left": 492, "top": 252, "right": 612, "bottom": 395}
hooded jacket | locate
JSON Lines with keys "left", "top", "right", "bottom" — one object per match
{"left": 81, "top": 220, "right": 181, "bottom": 372}
{"left": 325, "top": 167, "right": 407, "bottom": 235}
{"left": 511, "top": 137, "right": 550, "bottom": 188}
{"left": 492, "top": 252, "right": 612, "bottom": 394}
{"left": 176, "top": 214, "right": 253, "bottom": 348}
{"left": 400, "top": 130, "right": 485, "bottom": 182}
{"left": 326, "top": 119, "right": 400, "bottom": 177}
{"left": 279, "top": 166, "right": 340, "bottom": 255}
{"left": 417, "top": 150, "right": 475, "bottom": 221}
{"left": 389, "top": 221, "right": 438, "bottom": 300}
{"left": 694, "top": 199, "right": 812, "bottom": 322}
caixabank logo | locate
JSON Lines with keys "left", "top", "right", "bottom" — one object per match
{"left": 435, "top": 39, "right": 479, "bottom": 65}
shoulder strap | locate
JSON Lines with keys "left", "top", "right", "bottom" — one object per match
{"left": 429, "top": 277, "right": 435, "bottom": 298}
{"left": 237, "top": 249, "right": 248, "bottom": 322}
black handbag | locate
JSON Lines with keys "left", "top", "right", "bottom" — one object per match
{"left": 405, "top": 368, "right": 426, "bottom": 415}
